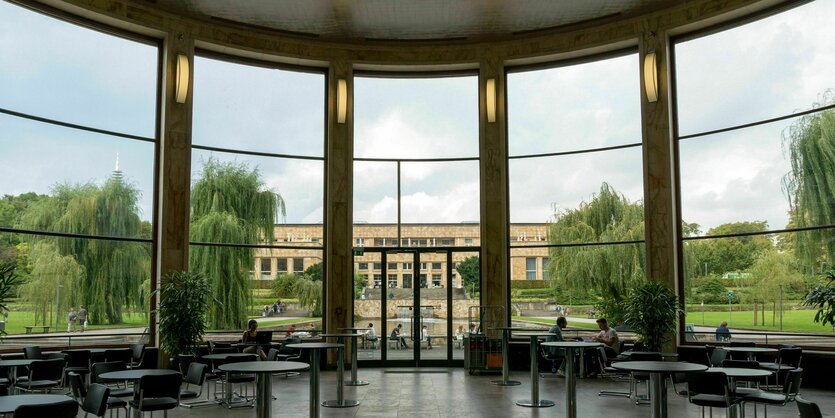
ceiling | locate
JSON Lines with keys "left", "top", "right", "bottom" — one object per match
{"left": 144, "top": 0, "right": 682, "bottom": 42}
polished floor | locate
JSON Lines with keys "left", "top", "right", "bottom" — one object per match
{"left": 114, "top": 368, "right": 833, "bottom": 418}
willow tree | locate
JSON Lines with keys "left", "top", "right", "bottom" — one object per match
{"left": 17, "top": 173, "right": 149, "bottom": 325}
{"left": 189, "top": 158, "right": 284, "bottom": 330}
{"left": 783, "top": 95, "right": 835, "bottom": 268}
{"left": 18, "top": 242, "right": 84, "bottom": 326}
{"left": 547, "top": 183, "right": 646, "bottom": 308}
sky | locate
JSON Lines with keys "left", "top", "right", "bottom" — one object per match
{"left": 1, "top": 0, "right": 834, "bottom": 237}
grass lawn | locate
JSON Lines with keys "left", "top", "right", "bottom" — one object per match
{"left": 3, "top": 308, "right": 148, "bottom": 335}
{"left": 685, "top": 309, "right": 835, "bottom": 333}
{"left": 512, "top": 316, "right": 599, "bottom": 330}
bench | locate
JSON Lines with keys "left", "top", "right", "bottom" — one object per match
{"left": 24, "top": 325, "right": 50, "bottom": 334}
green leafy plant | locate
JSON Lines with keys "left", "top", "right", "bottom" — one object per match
{"left": 0, "top": 263, "right": 23, "bottom": 336}
{"left": 154, "top": 271, "right": 216, "bottom": 356}
{"left": 803, "top": 271, "right": 835, "bottom": 327}
{"left": 624, "top": 281, "right": 682, "bottom": 351}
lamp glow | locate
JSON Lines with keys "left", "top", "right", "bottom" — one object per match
{"left": 643, "top": 52, "right": 658, "bottom": 103}
{"left": 337, "top": 79, "right": 347, "bottom": 124}
{"left": 486, "top": 78, "right": 496, "bottom": 123}
{"left": 175, "top": 54, "right": 190, "bottom": 104}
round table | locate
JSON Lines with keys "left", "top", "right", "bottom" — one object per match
{"left": 62, "top": 348, "right": 109, "bottom": 354}
{"left": 489, "top": 327, "right": 544, "bottom": 386}
{"left": 218, "top": 361, "right": 308, "bottom": 418}
{"left": 707, "top": 367, "right": 772, "bottom": 418}
{"left": 724, "top": 347, "right": 778, "bottom": 361}
{"left": 202, "top": 353, "right": 257, "bottom": 361}
{"left": 514, "top": 332, "right": 555, "bottom": 408}
{"left": 287, "top": 342, "right": 344, "bottom": 416}
{"left": 618, "top": 351, "right": 679, "bottom": 360}
{"left": 0, "top": 394, "right": 74, "bottom": 414}
{"left": 335, "top": 330, "right": 372, "bottom": 386}
{"left": 612, "top": 361, "right": 707, "bottom": 418}
{"left": 319, "top": 333, "right": 363, "bottom": 405}
{"left": 0, "top": 359, "right": 39, "bottom": 392}
{"left": 541, "top": 341, "right": 602, "bottom": 418}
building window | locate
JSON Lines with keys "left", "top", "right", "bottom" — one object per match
{"left": 356, "top": 238, "right": 365, "bottom": 247}
{"left": 358, "top": 262, "right": 368, "bottom": 270}
{"left": 465, "top": 238, "right": 473, "bottom": 246}
{"left": 292, "top": 258, "right": 304, "bottom": 273}
{"left": 373, "top": 262, "right": 382, "bottom": 270}
{"left": 402, "top": 274, "right": 413, "bottom": 288}
{"left": 373, "top": 274, "right": 382, "bottom": 287}
{"left": 432, "top": 274, "right": 442, "bottom": 287}
{"left": 388, "top": 262, "right": 398, "bottom": 271}
{"left": 525, "top": 257, "right": 537, "bottom": 280}
{"left": 277, "top": 258, "right": 288, "bottom": 273}
{"left": 403, "top": 262, "right": 413, "bottom": 270}
{"left": 431, "top": 262, "right": 442, "bottom": 270}
{"left": 420, "top": 262, "right": 427, "bottom": 270}
{"left": 542, "top": 257, "right": 549, "bottom": 280}
{"left": 441, "top": 239, "right": 452, "bottom": 246}
{"left": 375, "top": 238, "right": 385, "bottom": 246}
{"left": 419, "top": 274, "right": 427, "bottom": 288}
{"left": 260, "top": 258, "right": 272, "bottom": 280}
{"left": 388, "top": 274, "right": 398, "bottom": 288}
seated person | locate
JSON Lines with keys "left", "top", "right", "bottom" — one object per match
{"left": 592, "top": 318, "right": 620, "bottom": 358}
{"left": 241, "top": 319, "right": 267, "bottom": 360}
{"left": 285, "top": 324, "right": 296, "bottom": 337}
{"left": 715, "top": 321, "right": 731, "bottom": 341}
{"left": 365, "top": 323, "right": 379, "bottom": 347}
{"left": 421, "top": 325, "right": 433, "bottom": 349}
{"left": 390, "top": 324, "right": 408, "bottom": 349}
{"left": 546, "top": 317, "right": 574, "bottom": 376}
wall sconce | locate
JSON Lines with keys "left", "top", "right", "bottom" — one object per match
{"left": 643, "top": 52, "right": 658, "bottom": 103}
{"left": 175, "top": 54, "right": 190, "bottom": 104}
{"left": 486, "top": 78, "right": 496, "bottom": 123}
{"left": 337, "top": 79, "right": 347, "bottom": 124}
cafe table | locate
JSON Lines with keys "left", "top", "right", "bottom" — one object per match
{"left": 514, "top": 332, "right": 555, "bottom": 408}
{"left": 318, "top": 334, "right": 362, "bottom": 407}
{"left": 0, "top": 359, "right": 37, "bottom": 391}
{"left": 489, "top": 327, "right": 545, "bottom": 386}
{"left": 612, "top": 361, "right": 707, "bottom": 418}
{"left": 541, "top": 341, "right": 602, "bottom": 418}
{"left": 218, "top": 361, "right": 308, "bottom": 418}
{"left": 98, "top": 369, "right": 181, "bottom": 418}
{"left": 287, "top": 342, "right": 344, "bottom": 416}
{"left": 336, "top": 328, "right": 372, "bottom": 386}
{"left": 0, "top": 394, "right": 74, "bottom": 414}
{"left": 707, "top": 367, "right": 772, "bottom": 418}
{"left": 724, "top": 346, "right": 778, "bottom": 361}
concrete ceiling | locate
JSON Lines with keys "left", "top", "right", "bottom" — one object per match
{"left": 143, "top": 0, "right": 682, "bottom": 41}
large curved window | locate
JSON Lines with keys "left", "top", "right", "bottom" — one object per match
{"left": 507, "top": 52, "right": 645, "bottom": 331}
{"left": 674, "top": 0, "right": 835, "bottom": 346}
{"left": 0, "top": 2, "right": 157, "bottom": 343}
{"left": 190, "top": 55, "right": 325, "bottom": 332}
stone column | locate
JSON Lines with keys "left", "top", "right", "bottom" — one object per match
{"left": 155, "top": 30, "right": 194, "bottom": 361}
{"left": 326, "top": 62, "right": 354, "bottom": 364}
{"left": 479, "top": 56, "right": 509, "bottom": 335}
{"left": 639, "top": 27, "right": 678, "bottom": 350}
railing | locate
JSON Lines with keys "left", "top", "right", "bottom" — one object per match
{"left": 683, "top": 330, "right": 835, "bottom": 350}
{"left": 0, "top": 330, "right": 149, "bottom": 352}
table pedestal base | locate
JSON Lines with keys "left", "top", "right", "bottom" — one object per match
{"left": 649, "top": 372, "right": 668, "bottom": 418}
{"left": 321, "top": 400, "right": 361, "bottom": 408}
{"left": 491, "top": 379, "right": 521, "bottom": 386}
{"left": 515, "top": 400, "right": 555, "bottom": 408}
{"left": 344, "top": 380, "right": 369, "bottom": 386}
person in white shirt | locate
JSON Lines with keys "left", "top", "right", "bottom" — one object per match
{"left": 421, "top": 325, "right": 433, "bottom": 349}
{"left": 592, "top": 318, "right": 620, "bottom": 356}
{"left": 365, "top": 323, "right": 379, "bottom": 348}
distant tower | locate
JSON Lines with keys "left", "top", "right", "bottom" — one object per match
{"left": 112, "top": 153, "right": 123, "bottom": 180}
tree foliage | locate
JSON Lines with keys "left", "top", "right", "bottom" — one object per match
{"left": 783, "top": 96, "right": 835, "bottom": 267}
{"left": 189, "top": 158, "right": 285, "bottom": 329}
{"left": 16, "top": 173, "right": 149, "bottom": 325}
{"left": 698, "top": 222, "right": 773, "bottom": 275}
{"left": 18, "top": 242, "right": 84, "bottom": 326}
{"left": 455, "top": 256, "right": 480, "bottom": 294}
{"left": 0, "top": 262, "right": 23, "bottom": 335}
{"left": 547, "top": 183, "right": 645, "bottom": 302}
{"left": 155, "top": 271, "right": 215, "bottom": 356}
{"left": 804, "top": 271, "right": 835, "bottom": 327}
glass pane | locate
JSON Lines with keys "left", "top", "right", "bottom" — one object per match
{"left": 0, "top": 113, "right": 154, "bottom": 236}
{"left": 509, "top": 147, "right": 645, "bottom": 240}
{"left": 354, "top": 76, "right": 478, "bottom": 159}
{"left": 193, "top": 56, "right": 325, "bottom": 157}
{"left": 353, "top": 161, "right": 398, "bottom": 224}
{"left": 508, "top": 53, "right": 640, "bottom": 156}
{"left": 418, "top": 252, "right": 449, "bottom": 360}
{"left": 679, "top": 119, "right": 796, "bottom": 234}
{"left": 452, "top": 250, "right": 479, "bottom": 361}
{"left": 0, "top": 233, "right": 150, "bottom": 340}
{"left": 400, "top": 161, "right": 480, "bottom": 226}
{"left": 0, "top": 1, "right": 157, "bottom": 137}
{"left": 675, "top": 1, "right": 835, "bottom": 135}
{"left": 252, "top": 248, "right": 322, "bottom": 337}
{"left": 388, "top": 253, "right": 414, "bottom": 361}
{"left": 355, "top": 251, "right": 381, "bottom": 361}
{"left": 681, "top": 231, "right": 834, "bottom": 348}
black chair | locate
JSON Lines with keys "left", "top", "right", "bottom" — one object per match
{"left": 538, "top": 343, "right": 564, "bottom": 379}
{"left": 759, "top": 346, "right": 802, "bottom": 388}
{"left": 709, "top": 347, "right": 728, "bottom": 367}
{"left": 741, "top": 368, "right": 802, "bottom": 418}
{"left": 22, "top": 346, "right": 43, "bottom": 360}
{"left": 129, "top": 344, "right": 145, "bottom": 368}
{"left": 91, "top": 361, "right": 133, "bottom": 398}
{"left": 274, "top": 337, "right": 302, "bottom": 361}
{"left": 215, "top": 354, "right": 256, "bottom": 408}
{"left": 626, "top": 351, "right": 662, "bottom": 405}
{"left": 134, "top": 348, "right": 158, "bottom": 370}
{"left": 179, "top": 362, "right": 212, "bottom": 408}
{"left": 128, "top": 372, "right": 182, "bottom": 417}
{"left": 81, "top": 383, "right": 110, "bottom": 417}
{"left": 687, "top": 371, "right": 743, "bottom": 418}
{"left": 15, "top": 358, "right": 65, "bottom": 393}
{"left": 728, "top": 341, "right": 756, "bottom": 360}
{"left": 13, "top": 399, "right": 78, "bottom": 418}
{"left": 64, "top": 349, "right": 92, "bottom": 384}
{"left": 721, "top": 359, "right": 764, "bottom": 390}
{"left": 69, "top": 372, "right": 128, "bottom": 418}
{"left": 796, "top": 396, "right": 833, "bottom": 418}
{"left": 105, "top": 349, "right": 133, "bottom": 364}
{"left": 597, "top": 346, "right": 632, "bottom": 398}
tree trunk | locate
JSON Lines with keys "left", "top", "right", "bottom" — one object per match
{"left": 761, "top": 301, "right": 765, "bottom": 326}
{"left": 772, "top": 301, "right": 776, "bottom": 326}
{"left": 753, "top": 301, "right": 758, "bottom": 326}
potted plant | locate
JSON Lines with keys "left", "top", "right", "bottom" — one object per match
{"left": 804, "top": 271, "right": 835, "bottom": 328}
{"left": 0, "top": 263, "right": 22, "bottom": 336}
{"left": 623, "top": 281, "right": 682, "bottom": 352}
{"left": 154, "top": 271, "right": 216, "bottom": 368}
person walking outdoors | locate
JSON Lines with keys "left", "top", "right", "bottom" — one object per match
{"left": 67, "top": 307, "right": 77, "bottom": 332}
{"left": 78, "top": 305, "right": 88, "bottom": 332}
